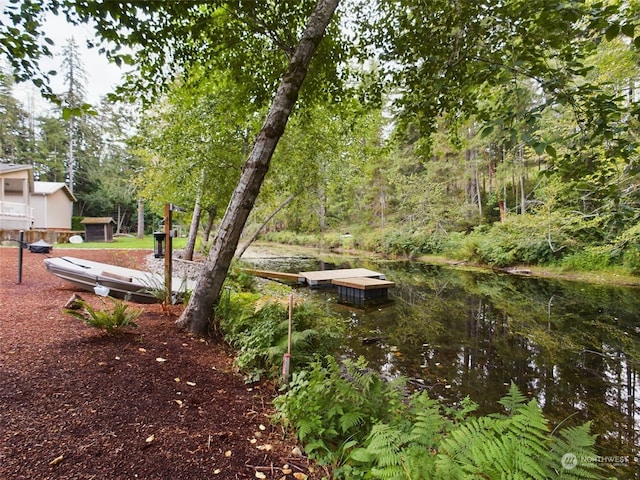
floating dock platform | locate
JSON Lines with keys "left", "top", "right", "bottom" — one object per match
{"left": 299, "top": 268, "right": 385, "bottom": 287}
{"left": 243, "top": 269, "right": 303, "bottom": 283}
{"left": 245, "top": 267, "right": 394, "bottom": 305}
{"left": 331, "top": 277, "right": 395, "bottom": 305}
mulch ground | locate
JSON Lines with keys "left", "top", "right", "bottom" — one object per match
{"left": 0, "top": 247, "right": 321, "bottom": 480}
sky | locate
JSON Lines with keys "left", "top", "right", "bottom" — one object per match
{"left": 12, "top": 13, "right": 125, "bottom": 116}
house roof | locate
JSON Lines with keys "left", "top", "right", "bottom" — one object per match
{"left": 0, "top": 163, "right": 34, "bottom": 190}
{"left": 0, "top": 163, "right": 32, "bottom": 174}
{"left": 81, "top": 217, "right": 116, "bottom": 225}
{"left": 33, "top": 181, "right": 76, "bottom": 202}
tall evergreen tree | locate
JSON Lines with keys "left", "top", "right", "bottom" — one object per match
{"left": 0, "top": 73, "right": 30, "bottom": 163}
{"left": 60, "top": 37, "right": 88, "bottom": 193}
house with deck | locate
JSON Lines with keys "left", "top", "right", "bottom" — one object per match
{"left": 0, "top": 163, "right": 34, "bottom": 230}
{"left": 0, "top": 163, "right": 76, "bottom": 242}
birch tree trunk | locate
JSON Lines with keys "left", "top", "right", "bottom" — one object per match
{"left": 184, "top": 198, "right": 202, "bottom": 261}
{"left": 184, "top": 169, "right": 205, "bottom": 261}
{"left": 235, "top": 194, "right": 294, "bottom": 259}
{"left": 177, "top": 0, "right": 340, "bottom": 335}
{"left": 200, "top": 205, "right": 217, "bottom": 252}
{"left": 137, "top": 197, "right": 144, "bottom": 239}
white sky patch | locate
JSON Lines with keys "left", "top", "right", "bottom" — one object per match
{"left": 12, "top": 14, "right": 124, "bottom": 116}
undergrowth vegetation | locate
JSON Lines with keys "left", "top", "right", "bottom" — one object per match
{"left": 274, "top": 357, "right": 606, "bottom": 480}
{"left": 263, "top": 213, "right": 640, "bottom": 276}
{"left": 215, "top": 264, "right": 611, "bottom": 480}
{"left": 216, "top": 263, "right": 343, "bottom": 383}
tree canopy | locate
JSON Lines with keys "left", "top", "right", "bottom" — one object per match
{"left": 3, "top": 0, "right": 640, "bottom": 334}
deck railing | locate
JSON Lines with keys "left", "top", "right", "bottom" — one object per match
{"left": 0, "top": 201, "right": 31, "bottom": 217}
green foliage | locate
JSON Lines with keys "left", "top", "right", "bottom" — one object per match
{"left": 275, "top": 358, "right": 606, "bottom": 480}
{"left": 64, "top": 297, "right": 141, "bottom": 334}
{"left": 137, "top": 274, "right": 192, "bottom": 305}
{"left": 224, "top": 261, "right": 257, "bottom": 292}
{"left": 217, "top": 293, "right": 344, "bottom": 383}
{"left": 263, "top": 230, "right": 324, "bottom": 248}
{"left": 615, "top": 223, "right": 640, "bottom": 275}
{"left": 273, "top": 356, "right": 406, "bottom": 471}
{"left": 452, "top": 212, "right": 588, "bottom": 266}
{"left": 559, "top": 246, "right": 619, "bottom": 272}
{"left": 71, "top": 216, "right": 84, "bottom": 231}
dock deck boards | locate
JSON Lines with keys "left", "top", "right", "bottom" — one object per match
{"left": 331, "top": 277, "right": 395, "bottom": 290}
{"left": 299, "top": 268, "right": 385, "bottom": 286}
{"left": 243, "top": 269, "right": 303, "bottom": 283}
{"left": 332, "top": 276, "right": 394, "bottom": 305}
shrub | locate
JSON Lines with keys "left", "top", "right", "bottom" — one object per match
{"left": 559, "top": 245, "right": 618, "bottom": 271}
{"left": 623, "top": 248, "right": 640, "bottom": 275}
{"left": 452, "top": 214, "right": 580, "bottom": 266}
{"left": 217, "top": 293, "right": 344, "bottom": 383}
{"left": 64, "top": 297, "right": 141, "bottom": 334}
{"left": 614, "top": 223, "right": 640, "bottom": 275}
{"left": 273, "top": 355, "right": 405, "bottom": 474}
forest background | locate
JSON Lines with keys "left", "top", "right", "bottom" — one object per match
{"left": 2, "top": 0, "right": 640, "bottom": 276}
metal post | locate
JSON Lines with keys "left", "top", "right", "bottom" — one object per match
{"left": 164, "top": 203, "right": 172, "bottom": 305}
{"left": 17, "top": 230, "right": 24, "bottom": 284}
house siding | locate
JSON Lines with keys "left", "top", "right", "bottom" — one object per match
{"left": 31, "top": 189, "right": 73, "bottom": 229}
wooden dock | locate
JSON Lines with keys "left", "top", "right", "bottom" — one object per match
{"left": 332, "top": 277, "right": 395, "bottom": 305}
{"left": 243, "top": 269, "right": 304, "bottom": 283}
{"left": 299, "top": 268, "right": 385, "bottom": 286}
{"left": 244, "top": 267, "right": 391, "bottom": 299}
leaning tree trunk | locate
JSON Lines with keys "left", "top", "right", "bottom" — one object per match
{"left": 176, "top": 0, "right": 340, "bottom": 335}
{"left": 184, "top": 198, "right": 202, "bottom": 261}
{"left": 184, "top": 169, "right": 205, "bottom": 261}
{"left": 200, "top": 205, "right": 217, "bottom": 252}
{"left": 235, "top": 194, "right": 294, "bottom": 259}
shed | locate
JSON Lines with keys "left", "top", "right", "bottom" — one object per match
{"left": 81, "top": 217, "right": 116, "bottom": 242}
{"left": 31, "top": 182, "right": 76, "bottom": 229}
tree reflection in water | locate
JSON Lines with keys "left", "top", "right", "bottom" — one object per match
{"left": 257, "top": 255, "right": 639, "bottom": 477}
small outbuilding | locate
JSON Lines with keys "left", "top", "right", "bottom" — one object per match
{"left": 31, "top": 182, "right": 76, "bottom": 230}
{"left": 81, "top": 217, "right": 116, "bottom": 242}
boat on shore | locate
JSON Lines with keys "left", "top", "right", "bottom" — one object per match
{"left": 44, "top": 256, "right": 194, "bottom": 304}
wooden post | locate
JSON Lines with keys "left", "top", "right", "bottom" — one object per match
{"left": 282, "top": 293, "right": 294, "bottom": 383}
{"left": 164, "top": 203, "right": 172, "bottom": 305}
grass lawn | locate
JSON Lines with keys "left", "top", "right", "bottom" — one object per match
{"left": 59, "top": 235, "right": 189, "bottom": 250}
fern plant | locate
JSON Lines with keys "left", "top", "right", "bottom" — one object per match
{"left": 276, "top": 357, "right": 609, "bottom": 480}
{"left": 273, "top": 355, "right": 406, "bottom": 472}
{"left": 218, "top": 293, "right": 343, "bottom": 382}
{"left": 355, "top": 383, "right": 605, "bottom": 480}
{"left": 64, "top": 297, "right": 141, "bottom": 334}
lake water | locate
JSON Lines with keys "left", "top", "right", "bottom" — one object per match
{"left": 245, "top": 251, "right": 639, "bottom": 476}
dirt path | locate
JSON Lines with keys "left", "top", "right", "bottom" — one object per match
{"left": 0, "top": 247, "right": 318, "bottom": 479}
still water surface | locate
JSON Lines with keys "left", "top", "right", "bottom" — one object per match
{"left": 247, "top": 252, "right": 639, "bottom": 475}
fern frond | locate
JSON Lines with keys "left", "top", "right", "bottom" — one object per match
{"left": 547, "top": 422, "right": 602, "bottom": 480}
{"left": 498, "top": 382, "right": 529, "bottom": 413}
{"left": 370, "top": 465, "right": 406, "bottom": 480}
{"left": 407, "top": 392, "right": 445, "bottom": 447}
{"left": 340, "top": 411, "right": 365, "bottom": 433}
{"left": 367, "top": 424, "right": 404, "bottom": 455}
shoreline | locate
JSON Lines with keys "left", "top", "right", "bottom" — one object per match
{"left": 5, "top": 241, "right": 639, "bottom": 288}
{"left": 244, "top": 241, "right": 640, "bottom": 288}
